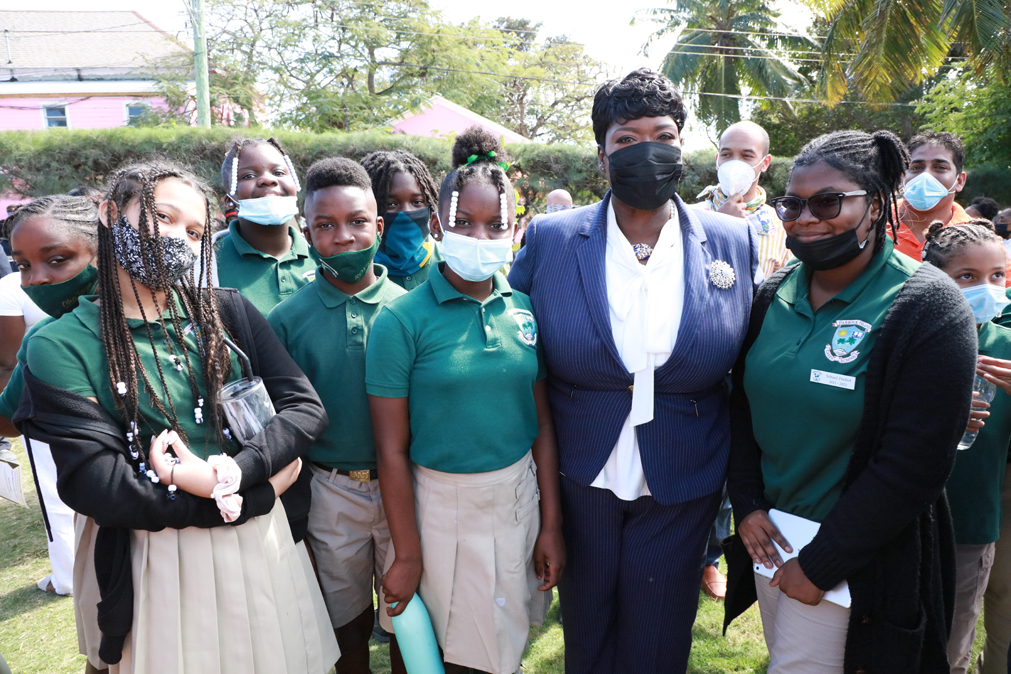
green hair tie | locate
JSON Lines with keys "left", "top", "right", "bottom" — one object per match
{"left": 464, "top": 151, "right": 510, "bottom": 171}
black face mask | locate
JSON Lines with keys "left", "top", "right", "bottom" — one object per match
{"left": 996, "top": 222, "right": 1009, "bottom": 239}
{"left": 606, "top": 141, "right": 683, "bottom": 211}
{"left": 785, "top": 204, "right": 873, "bottom": 271}
{"left": 112, "top": 215, "right": 197, "bottom": 290}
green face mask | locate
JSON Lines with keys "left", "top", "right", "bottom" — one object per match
{"left": 318, "top": 234, "right": 381, "bottom": 284}
{"left": 21, "top": 264, "right": 99, "bottom": 318}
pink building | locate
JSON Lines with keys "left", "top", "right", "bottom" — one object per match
{"left": 0, "top": 10, "right": 189, "bottom": 212}
{"left": 388, "top": 95, "right": 530, "bottom": 144}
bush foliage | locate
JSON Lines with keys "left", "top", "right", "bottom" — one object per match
{"left": 28, "top": 128, "right": 1011, "bottom": 213}
{"left": 0, "top": 128, "right": 806, "bottom": 213}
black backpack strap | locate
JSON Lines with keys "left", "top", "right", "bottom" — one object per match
{"left": 213, "top": 288, "right": 260, "bottom": 375}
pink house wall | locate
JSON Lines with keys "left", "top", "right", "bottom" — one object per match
{"left": 0, "top": 96, "right": 169, "bottom": 131}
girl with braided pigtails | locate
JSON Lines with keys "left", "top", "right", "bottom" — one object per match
{"left": 360, "top": 149, "right": 442, "bottom": 291}
{"left": 367, "top": 126, "right": 565, "bottom": 674}
{"left": 725, "top": 130, "right": 978, "bottom": 673}
{"left": 215, "top": 137, "right": 319, "bottom": 316}
{"left": 15, "top": 161, "right": 339, "bottom": 674}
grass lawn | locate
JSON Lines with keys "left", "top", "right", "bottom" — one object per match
{"left": 0, "top": 438, "right": 986, "bottom": 673}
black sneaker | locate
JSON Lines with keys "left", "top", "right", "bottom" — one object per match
{"left": 372, "top": 608, "right": 391, "bottom": 643}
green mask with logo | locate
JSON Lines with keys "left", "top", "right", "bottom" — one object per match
{"left": 318, "top": 235, "right": 381, "bottom": 284}
{"left": 21, "top": 264, "right": 99, "bottom": 318}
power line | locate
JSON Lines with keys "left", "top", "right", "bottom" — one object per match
{"left": 378, "top": 59, "right": 922, "bottom": 107}
{"left": 645, "top": 24, "right": 828, "bottom": 41}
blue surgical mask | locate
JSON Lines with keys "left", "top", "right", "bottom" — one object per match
{"left": 236, "top": 195, "right": 299, "bottom": 226}
{"left": 439, "top": 230, "right": 512, "bottom": 282}
{"left": 961, "top": 283, "right": 1011, "bottom": 324}
{"left": 903, "top": 172, "right": 956, "bottom": 212}
{"left": 375, "top": 208, "right": 431, "bottom": 276}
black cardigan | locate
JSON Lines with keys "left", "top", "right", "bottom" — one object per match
{"left": 724, "top": 261, "right": 978, "bottom": 674}
{"left": 12, "top": 289, "right": 328, "bottom": 663}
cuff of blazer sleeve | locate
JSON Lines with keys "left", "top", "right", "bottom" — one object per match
{"left": 233, "top": 445, "right": 267, "bottom": 491}
{"left": 233, "top": 482, "right": 275, "bottom": 525}
{"left": 796, "top": 536, "right": 851, "bottom": 592}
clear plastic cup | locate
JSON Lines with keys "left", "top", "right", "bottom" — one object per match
{"left": 220, "top": 377, "right": 275, "bottom": 445}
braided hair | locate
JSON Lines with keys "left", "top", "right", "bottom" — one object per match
{"left": 359, "top": 150, "right": 439, "bottom": 214}
{"left": 438, "top": 126, "right": 515, "bottom": 227}
{"left": 793, "top": 130, "right": 909, "bottom": 254}
{"left": 220, "top": 137, "right": 300, "bottom": 196}
{"left": 922, "top": 219, "right": 1004, "bottom": 270}
{"left": 2, "top": 194, "right": 98, "bottom": 246}
{"left": 99, "top": 161, "right": 232, "bottom": 462}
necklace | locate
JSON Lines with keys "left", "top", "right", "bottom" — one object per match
{"left": 632, "top": 243, "right": 653, "bottom": 261}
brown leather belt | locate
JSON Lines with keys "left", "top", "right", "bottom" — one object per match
{"left": 311, "top": 462, "right": 378, "bottom": 482}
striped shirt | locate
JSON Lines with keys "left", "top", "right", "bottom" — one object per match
{"left": 696, "top": 196, "right": 791, "bottom": 282}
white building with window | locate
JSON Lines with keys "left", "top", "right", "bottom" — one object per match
{"left": 0, "top": 10, "right": 191, "bottom": 131}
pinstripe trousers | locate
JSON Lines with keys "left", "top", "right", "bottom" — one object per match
{"left": 557, "top": 475, "right": 721, "bottom": 674}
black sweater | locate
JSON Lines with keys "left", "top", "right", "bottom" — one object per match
{"left": 724, "top": 261, "right": 978, "bottom": 674}
{"left": 12, "top": 289, "right": 328, "bottom": 663}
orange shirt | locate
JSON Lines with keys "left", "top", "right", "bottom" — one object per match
{"left": 895, "top": 201, "right": 1011, "bottom": 286}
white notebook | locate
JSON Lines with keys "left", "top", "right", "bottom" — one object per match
{"left": 753, "top": 508, "right": 851, "bottom": 608}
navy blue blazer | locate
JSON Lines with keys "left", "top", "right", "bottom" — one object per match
{"left": 509, "top": 193, "right": 758, "bottom": 506}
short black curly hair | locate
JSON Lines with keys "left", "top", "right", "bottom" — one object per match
{"left": 908, "top": 131, "right": 965, "bottom": 174}
{"left": 591, "top": 68, "right": 687, "bottom": 147}
{"left": 437, "top": 126, "right": 516, "bottom": 223}
{"left": 304, "top": 157, "right": 373, "bottom": 197}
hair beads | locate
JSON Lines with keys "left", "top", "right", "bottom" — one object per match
{"left": 500, "top": 191, "right": 508, "bottom": 226}
{"left": 284, "top": 155, "right": 301, "bottom": 193}
{"left": 448, "top": 191, "right": 459, "bottom": 228}
{"left": 229, "top": 156, "right": 239, "bottom": 195}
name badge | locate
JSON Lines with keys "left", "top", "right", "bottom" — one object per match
{"left": 810, "top": 369, "right": 856, "bottom": 390}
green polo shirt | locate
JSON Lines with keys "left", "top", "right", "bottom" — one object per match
{"left": 26, "top": 297, "right": 241, "bottom": 460}
{"left": 365, "top": 262, "right": 545, "bottom": 474}
{"left": 215, "top": 221, "right": 319, "bottom": 316}
{"left": 744, "top": 239, "right": 919, "bottom": 522}
{"left": 0, "top": 316, "right": 54, "bottom": 419}
{"left": 387, "top": 243, "right": 442, "bottom": 291}
{"left": 268, "top": 264, "right": 405, "bottom": 470}
{"left": 946, "top": 320, "right": 1011, "bottom": 544}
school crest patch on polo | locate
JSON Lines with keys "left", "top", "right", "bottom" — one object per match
{"left": 302, "top": 270, "right": 316, "bottom": 282}
{"left": 825, "top": 319, "right": 872, "bottom": 364}
{"left": 508, "top": 309, "right": 538, "bottom": 346}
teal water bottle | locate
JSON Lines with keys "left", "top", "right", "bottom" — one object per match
{"left": 391, "top": 594, "right": 445, "bottom": 674}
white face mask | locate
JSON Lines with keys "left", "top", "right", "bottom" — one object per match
{"left": 236, "top": 195, "right": 300, "bottom": 226}
{"left": 716, "top": 157, "right": 765, "bottom": 197}
{"left": 439, "top": 230, "right": 513, "bottom": 282}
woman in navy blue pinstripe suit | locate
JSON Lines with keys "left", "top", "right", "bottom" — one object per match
{"left": 509, "top": 69, "right": 758, "bottom": 674}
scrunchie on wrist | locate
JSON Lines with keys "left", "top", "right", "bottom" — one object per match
{"left": 207, "top": 454, "right": 243, "bottom": 522}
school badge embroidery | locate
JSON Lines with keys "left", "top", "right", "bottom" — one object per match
{"left": 825, "top": 319, "right": 872, "bottom": 364}
{"left": 708, "top": 260, "right": 736, "bottom": 289}
{"left": 508, "top": 309, "right": 538, "bottom": 346}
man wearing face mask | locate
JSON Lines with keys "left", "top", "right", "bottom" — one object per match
{"left": 509, "top": 68, "right": 758, "bottom": 674}
{"left": 995, "top": 208, "right": 1011, "bottom": 257}
{"left": 896, "top": 132, "right": 971, "bottom": 257}
{"left": 697, "top": 121, "right": 790, "bottom": 284}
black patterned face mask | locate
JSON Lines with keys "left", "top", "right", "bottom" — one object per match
{"left": 112, "top": 215, "right": 197, "bottom": 290}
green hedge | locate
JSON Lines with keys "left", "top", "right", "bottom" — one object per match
{"left": 3, "top": 127, "right": 1009, "bottom": 211}
{"left": 0, "top": 128, "right": 799, "bottom": 211}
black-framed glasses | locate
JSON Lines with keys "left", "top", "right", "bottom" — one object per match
{"left": 770, "top": 190, "right": 868, "bottom": 221}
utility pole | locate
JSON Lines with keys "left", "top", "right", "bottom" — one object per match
{"left": 191, "top": 0, "right": 211, "bottom": 128}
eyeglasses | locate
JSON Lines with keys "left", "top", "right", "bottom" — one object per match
{"left": 770, "top": 190, "right": 868, "bottom": 221}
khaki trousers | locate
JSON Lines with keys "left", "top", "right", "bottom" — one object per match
{"left": 948, "top": 543, "right": 996, "bottom": 674}
{"left": 980, "top": 464, "right": 1011, "bottom": 674}
{"left": 755, "top": 571, "right": 850, "bottom": 674}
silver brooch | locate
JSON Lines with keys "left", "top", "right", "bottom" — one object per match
{"left": 708, "top": 260, "right": 736, "bottom": 289}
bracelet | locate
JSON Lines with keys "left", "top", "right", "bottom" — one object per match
{"left": 207, "top": 454, "right": 243, "bottom": 522}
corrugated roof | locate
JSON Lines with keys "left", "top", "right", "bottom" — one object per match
{"left": 0, "top": 11, "right": 188, "bottom": 72}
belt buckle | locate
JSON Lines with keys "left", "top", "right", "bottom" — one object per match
{"left": 348, "top": 469, "right": 372, "bottom": 483}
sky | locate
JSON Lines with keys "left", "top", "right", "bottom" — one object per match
{"left": 23, "top": 0, "right": 813, "bottom": 149}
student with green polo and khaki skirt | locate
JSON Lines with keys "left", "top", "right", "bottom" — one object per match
{"left": 367, "top": 128, "right": 565, "bottom": 674}
{"left": 268, "top": 157, "right": 406, "bottom": 674}
{"left": 214, "top": 137, "right": 319, "bottom": 316}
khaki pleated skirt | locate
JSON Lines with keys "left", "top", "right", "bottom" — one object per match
{"left": 74, "top": 502, "right": 340, "bottom": 674}
{"left": 380, "top": 451, "right": 552, "bottom": 674}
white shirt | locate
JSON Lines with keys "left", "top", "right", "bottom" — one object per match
{"left": 0, "top": 272, "right": 46, "bottom": 328}
{"left": 590, "top": 201, "right": 685, "bottom": 501}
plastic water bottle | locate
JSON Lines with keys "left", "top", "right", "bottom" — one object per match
{"left": 390, "top": 594, "right": 444, "bottom": 674}
{"left": 958, "top": 374, "right": 998, "bottom": 450}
